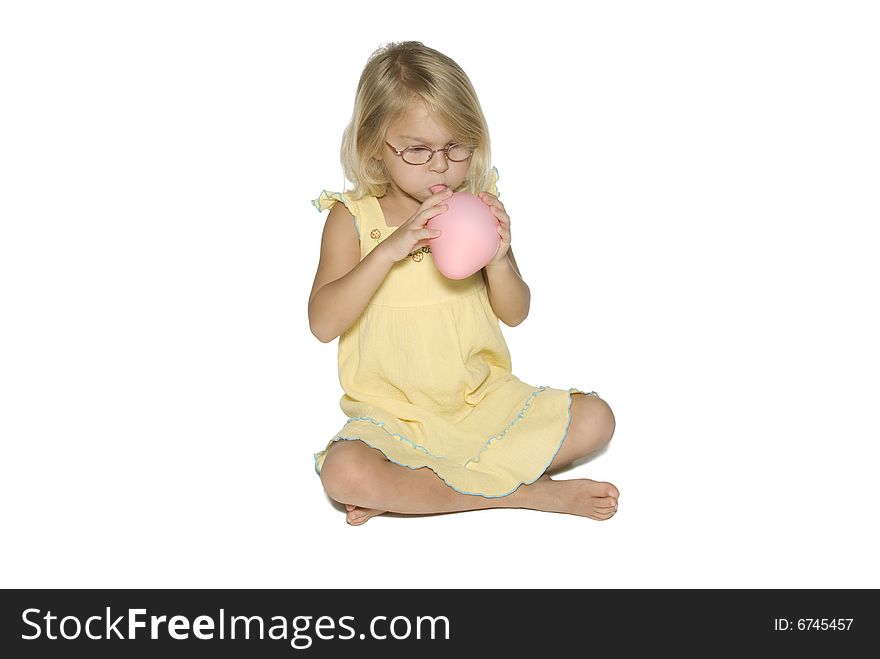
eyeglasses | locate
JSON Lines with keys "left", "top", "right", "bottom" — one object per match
{"left": 385, "top": 141, "right": 474, "bottom": 165}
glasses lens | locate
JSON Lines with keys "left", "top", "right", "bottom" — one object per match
{"left": 402, "top": 147, "right": 433, "bottom": 165}
{"left": 447, "top": 144, "right": 474, "bottom": 162}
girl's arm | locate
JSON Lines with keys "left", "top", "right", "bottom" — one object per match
{"left": 308, "top": 203, "right": 394, "bottom": 343}
{"left": 483, "top": 247, "right": 530, "bottom": 326}
{"left": 308, "top": 192, "right": 448, "bottom": 342}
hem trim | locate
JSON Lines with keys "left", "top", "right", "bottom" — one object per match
{"left": 313, "top": 389, "right": 598, "bottom": 499}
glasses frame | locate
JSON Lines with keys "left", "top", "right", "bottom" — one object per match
{"left": 384, "top": 140, "right": 474, "bottom": 165}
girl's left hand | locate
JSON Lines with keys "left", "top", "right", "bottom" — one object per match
{"left": 479, "top": 192, "right": 511, "bottom": 267}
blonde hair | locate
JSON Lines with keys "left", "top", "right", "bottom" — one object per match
{"left": 340, "top": 41, "right": 492, "bottom": 199}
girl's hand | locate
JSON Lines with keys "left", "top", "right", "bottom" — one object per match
{"left": 377, "top": 189, "right": 452, "bottom": 263}
{"left": 479, "top": 192, "right": 511, "bottom": 267}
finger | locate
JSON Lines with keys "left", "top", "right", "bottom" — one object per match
{"left": 417, "top": 227, "right": 442, "bottom": 240}
{"left": 423, "top": 188, "right": 454, "bottom": 209}
{"left": 412, "top": 203, "right": 449, "bottom": 228}
{"left": 489, "top": 204, "right": 508, "bottom": 221}
{"left": 480, "top": 192, "right": 504, "bottom": 210}
{"left": 405, "top": 192, "right": 450, "bottom": 227}
{"left": 407, "top": 231, "right": 442, "bottom": 254}
{"left": 411, "top": 236, "right": 437, "bottom": 252}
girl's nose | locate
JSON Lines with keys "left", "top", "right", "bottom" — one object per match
{"left": 428, "top": 150, "right": 450, "bottom": 172}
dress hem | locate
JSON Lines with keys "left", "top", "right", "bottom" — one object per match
{"left": 313, "top": 388, "right": 597, "bottom": 499}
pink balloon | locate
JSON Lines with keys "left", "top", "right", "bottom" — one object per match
{"left": 428, "top": 192, "right": 501, "bottom": 279}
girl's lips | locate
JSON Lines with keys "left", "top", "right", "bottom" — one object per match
{"left": 430, "top": 184, "right": 448, "bottom": 194}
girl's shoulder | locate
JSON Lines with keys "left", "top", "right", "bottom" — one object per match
{"left": 312, "top": 189, "right": 371, "bottom": 242}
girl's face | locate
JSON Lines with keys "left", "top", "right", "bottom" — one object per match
{"left": 380, "top": 102, "right": 469, "bottom": 205}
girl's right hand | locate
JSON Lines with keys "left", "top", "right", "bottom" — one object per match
{"left": 377, "top": 189, "right": 452, "bottom": 263}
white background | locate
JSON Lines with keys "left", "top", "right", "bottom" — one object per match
{"left": 2, "top": 1, "right": 878, "bottom": 589}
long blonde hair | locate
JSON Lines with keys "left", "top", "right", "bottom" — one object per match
{"left": 340, "top": 41, "right": 492, "bottom": 199}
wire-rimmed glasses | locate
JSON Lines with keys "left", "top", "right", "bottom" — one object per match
{"left": 385, "top": 141, "right": 474, "bottom": 165}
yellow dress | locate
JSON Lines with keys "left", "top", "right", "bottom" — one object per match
{"left": 312, "top": 171, "right": 597, "bottom": 497}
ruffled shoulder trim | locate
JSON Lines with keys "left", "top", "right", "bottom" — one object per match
{"left": 486, "top": 166, "right": 500, "bottom": 197}
{"left": 311, "top": 190, "right": 360, "bottom": 240}
{"left": 312, "top": 190, "right": 354, "bottom": 213}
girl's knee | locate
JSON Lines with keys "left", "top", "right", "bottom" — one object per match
{"left": 319, "top": 440, "right": 381, "bottom": 504}
{"left": 599, "top": 397, "right": 616, "bottom": 443}
{"left": 320, "top": 441, "right": 357, "bottom": 502}
{"left": 576, "top": 394, "right": 616, "bottom": 446}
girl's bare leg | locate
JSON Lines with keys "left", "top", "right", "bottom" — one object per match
{"left": 323, "top": 393, "right": 618, "bottom": 526}
{"left": 545, "top": 393, "right": 616, "bottom": 473}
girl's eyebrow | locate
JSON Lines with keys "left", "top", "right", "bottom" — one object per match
{"left": 398, "top": 135, "right": 452, "bottom": 144}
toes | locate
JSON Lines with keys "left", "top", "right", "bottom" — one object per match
{"left": 590, "top": 495, "right": 618, "bottom": 520}
{"left": 593, "top": 496, "right": 618, "bottom": 509}
{"left": 585, "top": 480, "right": 619, "bottom": 501}
{"left": 346, "top": 506, "right": 381, "bottom": 526}
{"left": 590, "top": 508, "right": 617, "bottom": 521}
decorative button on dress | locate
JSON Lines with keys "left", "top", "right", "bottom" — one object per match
{"left": 312, "top": 170, "right": 597, "bottom": 497}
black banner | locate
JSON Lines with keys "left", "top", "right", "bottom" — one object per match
{"left": 1, "top": 589, "right": 875, "bottom": 657}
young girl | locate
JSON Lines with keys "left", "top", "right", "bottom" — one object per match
{"left": 309, "top": 41, "right": 619, "bottom": 525}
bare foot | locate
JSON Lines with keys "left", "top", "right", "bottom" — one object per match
{"left": 345, "top": 503, "right": 386, "bottom": 526}
{"left": 533, "top": 475, "right": 619, "bottom": 520}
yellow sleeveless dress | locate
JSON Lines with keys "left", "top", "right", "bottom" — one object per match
{"left": 312, "top": 171, "right": 597, "bottom": 497}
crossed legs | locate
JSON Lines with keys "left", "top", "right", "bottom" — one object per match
{"left": 319, "top": 393, "right": 618, "bottom": 525}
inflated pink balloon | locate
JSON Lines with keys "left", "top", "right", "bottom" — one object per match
{"left": 427, "top": 190, "right": 500, "bottom": 279}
